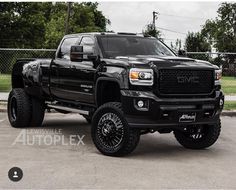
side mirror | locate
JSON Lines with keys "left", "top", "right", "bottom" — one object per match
{"left": 178, "top": 49, "right": 187, "bottom": 57}
{"left": 70, "top": 45, "right": 83, "bottom": 62}
{"left": 70, "top": 45, "right": 98, "bottom": 62}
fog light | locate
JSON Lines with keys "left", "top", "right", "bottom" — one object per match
{"left": 137, "top": 100, "right": 144, "bottom": 108}
{"left": 220, "top": 99, "right": 224, "bottom": 106}
{"left": 134, "top": 99, "right": 149, "bottom": 111}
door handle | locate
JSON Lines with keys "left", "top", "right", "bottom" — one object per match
{"left": 70, "top": 65, "right": 90, "bottom": 73}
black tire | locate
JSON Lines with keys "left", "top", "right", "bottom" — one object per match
{"left": 174, "top": 120, "right": 221, "bottom": 149}
{"left": 8, "top": 88, "right": 31, "bottom": 128}
{"left": 92, "top": 102, "right": 140, "bottom": 157}
{"left": 30, "top": 97, "right": 45, "bottom": 127}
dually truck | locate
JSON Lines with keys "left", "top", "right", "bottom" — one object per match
{"left": 8, "top": 32, "right": 224, "bottom": 156}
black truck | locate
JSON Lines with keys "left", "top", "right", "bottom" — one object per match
{"left": 8, "top": 32, "right": 224, "bottom": 156}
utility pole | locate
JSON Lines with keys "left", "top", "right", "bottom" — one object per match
{"left": 152, "top": 11, "right": 159, "bottom": 30}
{"left": 65, "top": 2, "right": 72, "bottom": 35}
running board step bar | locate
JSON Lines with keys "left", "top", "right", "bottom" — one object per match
{"left": 47, "top": 104, "right": 89, "bottom": 115}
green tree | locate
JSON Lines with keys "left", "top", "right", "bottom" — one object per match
{"left": 200, "top": 2, "right": 236, "bottom": 75}
{"left": 44, "top": 2, "right": 110, "bottom": 48}
{"left": 185, "top": 32, "right": 211, "bottom": 52}
{"left": 0, "top": 2, "right": 110, "bottom": 73}
{"left": 0, "top": 2, "right": 52, "bottom": 48}
{"left": 142, "top": 23, "right": 161, "bottom": 38}
{"left": 185, "top": 32, "right": 211, "bottom": 60}
{"left": 0, "top": 2, "right": 110, "bottom": 49}
{"left": 43, "top": 3, "right": 67, "bottom": 48}
{"left": 201, "top": 2, "right": 236, "bottom": 53}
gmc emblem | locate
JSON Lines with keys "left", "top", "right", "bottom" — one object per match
{"left": 177, "top": 76, "right": 199, "bottom": 83}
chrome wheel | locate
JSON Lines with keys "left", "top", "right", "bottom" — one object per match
{"left": 97, "top": 113, "right": 124, "bottom": 149}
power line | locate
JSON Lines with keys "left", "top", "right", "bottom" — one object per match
{"left": 157, "top": 27, "right": 187, "bottom": 35}
{"left": 159, "top": 12, "right": 207, "bottom": 20}
{"left": 150, "top": 10, "right": 188, "bottom": 35}
{"left": 162, "top": 38, "right": 180, "bottom": 41}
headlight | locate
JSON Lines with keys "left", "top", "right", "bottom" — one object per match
{"left": 129, "top": 68, "right": 154, "bottom": 86}
{"left": 215, "top": 69, "right": 222, "bottom": 80}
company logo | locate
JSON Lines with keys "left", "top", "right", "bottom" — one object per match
{"left": 12, "top": 129, "right": 85, "bottom": 147}
{"left": 179, "top": 113, "right": 196, "bottom": 122}
{"left": 177, "top": 76, "right": 199, "bottom": 84}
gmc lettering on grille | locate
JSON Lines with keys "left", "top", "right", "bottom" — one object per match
{"left": 177, "top": 76, "right": 199, "bottom": 84}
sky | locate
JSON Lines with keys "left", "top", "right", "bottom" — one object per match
{"left": 98, "top": 1, "right": 221, "bottom": 47}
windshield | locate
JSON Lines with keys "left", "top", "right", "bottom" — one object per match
{"left": 97, "top": 35, "right": 175, "bottom": 58}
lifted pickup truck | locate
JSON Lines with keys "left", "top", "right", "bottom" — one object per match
{"left": 8, "top": 32, "right": 224, "bottom": 156}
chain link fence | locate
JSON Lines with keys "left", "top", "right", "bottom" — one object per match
{"left": 0, "top": 48, "right": 56, "bottom": 74}
{"left": 0, "top": 48, "right": 57, "bottom": 92}
{"left": 0, "top": 49, "right": 235, "bottom": 93}
{"left": 0, "top": 48, "right": 235, "bottom": 76}
{"left": 186, "top": 52, "right": 236, "bottom": 77}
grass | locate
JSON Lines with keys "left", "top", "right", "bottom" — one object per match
{"left": 0, "top": 74, "right": 11, "bottom": 92}
{"left": 224, "top": 101, "right": 236, "bottom": 110}
{"left": 221, "top": 76, "right": 236, "bottom": 95}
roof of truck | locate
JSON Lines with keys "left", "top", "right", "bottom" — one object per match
{"left": 64, "top": 32, "right": 153, "bottom": 38}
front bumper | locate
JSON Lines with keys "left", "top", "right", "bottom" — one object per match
{"left": 121, "top": 90, "right": 224, "bottom": 130}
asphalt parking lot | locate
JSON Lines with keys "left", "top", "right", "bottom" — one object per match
{"left": 0, "top": 112, "right": 236, "bottom": 189}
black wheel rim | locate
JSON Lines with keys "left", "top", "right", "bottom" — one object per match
{"left": 185, "top": 125, "right": 207, "bottom": 140}
{"left": 97, "top": 113, "right": 124, "bottom": 150}
{"left": 10, "top": 97, "right": 17, "bottom": 121}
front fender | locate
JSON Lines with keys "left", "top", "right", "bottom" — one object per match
{"left": 96, "top": 65, "right": 129, "bottom": 89}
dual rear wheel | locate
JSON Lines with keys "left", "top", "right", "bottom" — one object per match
{"left": 8, "top": 88, "right": 45, "bottom": 128}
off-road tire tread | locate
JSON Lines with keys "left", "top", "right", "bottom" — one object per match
{"left": 30, "top": 97, "right": 45, "bottom": 127}
{"left": 174, "top": 120, "right": 221, "bottom": 149}
{"left": 8, "top": 88, "right": 31, "bottom": 128}
{"left": 92, "top": 102, "right": 140, "bottom": 156}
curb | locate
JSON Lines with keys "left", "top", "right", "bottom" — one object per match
{"left": 221, "top": 111, "right": 236, "bottom": 117}
{"left": 0, "top": 101, "right": 7, "bottom": 113}
{"left": 1, "top": 101, "right": 236, "bottom": 117}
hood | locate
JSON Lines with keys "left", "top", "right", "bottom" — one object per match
{"left": 114, "top": 55, "right": 218, "bottom": 70}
